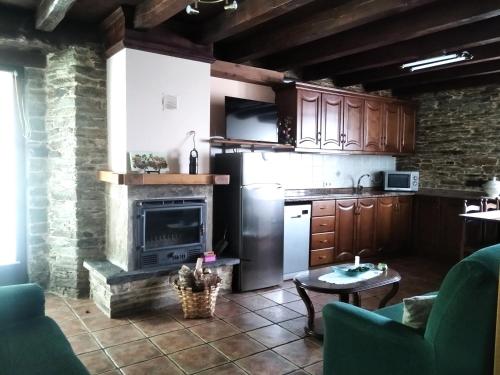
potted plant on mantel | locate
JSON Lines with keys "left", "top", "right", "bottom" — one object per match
{"left": 129, "top": 152, "right": 168, "bottom": 174}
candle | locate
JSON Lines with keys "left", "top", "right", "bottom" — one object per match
{"left": 354, "top": 256, "right": 360, "bottom": 267}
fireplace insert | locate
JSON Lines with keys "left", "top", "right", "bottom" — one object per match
{"left": 134, "top": 198, "right": 207, "bottom": 268}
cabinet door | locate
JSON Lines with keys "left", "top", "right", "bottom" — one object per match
{"left": 321, "top": 93, "right": 343, "bottom": 150}
{"left": 343, "top": 96, "right": 364, "bottom": 151}
{"left": 400, "top": 104, "right": 416, "bottom": 153}
{"left": 363, "top": 100, "right": 383, "bottom": 152}
{"left": 356, "top": 198, "right": 377, "bottom": 257}
{"left": 335, "top": 199, "right": 356, "bottom": 261}
{"left": 413, "top": 195, "right": 440, "bottom": 255}
{"left": 296, "top": 89, "right": 321, "bottom": 149}
{"left": 383, "top": 102, "right": 400, "bottom": 153}
{"left": 394, "top": 196, "right": 413, "bottom": 253}
{"left": 376, "top": 196, "right": 395, "bottom": 253}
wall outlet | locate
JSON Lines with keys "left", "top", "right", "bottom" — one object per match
{"left": 162, "top": 94, "right": 178, "bottom": 110}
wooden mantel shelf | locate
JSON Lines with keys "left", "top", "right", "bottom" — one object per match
{"left": 98, "top": 171, "right": 230, "bottom": 186}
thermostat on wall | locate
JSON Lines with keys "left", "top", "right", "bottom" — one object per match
{"left": 162, "top": 94, "right": 178, "bottom": 110}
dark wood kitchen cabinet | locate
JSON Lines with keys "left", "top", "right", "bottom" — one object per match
{"left": 274, "top": 82, "right": 416, "bottom": 155}
{"left": 343, "top": 96, "right": 364, "bottom": 151}
{"left": 377, "top": 196, "right": 413, "bottom": 254}
{"left": 335, "top": 198, "right": 377, "bottom": 261}
{"left": 296, "top": 89, "right": 321, "bottom": 149}
{"left": 310, "top": 200, "right": 336, "bottom": 267}
{"left": 321, "top": 93, "right": 343, "bottom": 150}
{"left": 363, "top": 100, "right": 383, "bottom": 152}
{"left": 376, "top": 196, "right": 395, "bottom": 253}
{"left": 394, "top": 196, "right": 413, "bottom": 252}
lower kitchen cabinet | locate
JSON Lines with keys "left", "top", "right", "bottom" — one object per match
{"left": 310, "top": 248, "right": 335, "bottom": 266}
{"left": 376, "top": 196, "right": 413, "bottom": 254}
{"left": 355, "top": 198, "right": 377, "bottom": 258}
{"left": 335, "top": 199, "right": 357, "bottom": 261}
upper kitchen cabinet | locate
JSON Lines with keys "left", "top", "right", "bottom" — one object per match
{"left": 400, "top": 104, "right": 416, "bottom": 153}
{"left": 274, "top": 82, "right": 416, "bottom": 155}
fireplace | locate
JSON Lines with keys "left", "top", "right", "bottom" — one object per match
{"left": 134, "top": 198, "right": 207, "bottom": 268}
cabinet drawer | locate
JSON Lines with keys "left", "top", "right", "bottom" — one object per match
{"left": 311, "top": 232, "right": 335, "bottom": 250}
{"left": 312, "top": 200, "right": 336, "bottom": 216}
{"left": 311, "top": 216, "right": 335, "bottom": 233}
{"left": 310, "top": 248, "right": 335, "bottom": 266}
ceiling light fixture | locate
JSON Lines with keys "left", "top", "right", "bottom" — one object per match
{"left": 186, "top": 0, "right": 238, "bottom": 15}
{"left": 401, "top": 51, "right": 473, "bottom": 72}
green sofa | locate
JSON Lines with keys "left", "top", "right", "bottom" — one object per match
{"left": 323, "top": 244, "right": 500, "bottom": 375}
{"left": 0, "top": 283, "right": 89, "bottom": 375}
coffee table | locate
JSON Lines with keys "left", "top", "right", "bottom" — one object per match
{"left": 293, "top": 265, "right": 401, "bottom": 339}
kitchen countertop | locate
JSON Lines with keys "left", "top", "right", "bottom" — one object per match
{"left": 284, "top": 187, "right": 493, "bottom": 202}
{"left": 284, "top": 188, "right": 414, "bottom": 202}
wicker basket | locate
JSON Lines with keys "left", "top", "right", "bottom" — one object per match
{"left": 174, "top": 277, "right": 221, "bottom": 319}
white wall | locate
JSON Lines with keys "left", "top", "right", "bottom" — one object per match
{"left": 107, "top": 49, "right": 211, "bottom": 174}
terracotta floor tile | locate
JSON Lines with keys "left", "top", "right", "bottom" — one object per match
{"left": 282, "top": 300, "right": 308, "bottom": 315}
{"left": 305, "top": 361, "right": 323, "bottom": 375}
{"left": 216, "top": 295, "right": 230, "bottom": 304}
{"left": 278, "top": 316, "right": 308, "bottom": 337}
{"left": 261, "top": 289, "right": 302, "bottom": 304}
{"left": 224, "top": 291, "right": 258, "bottom": 303}
{"left": 210, "top": 333, "right": 265, "bottom": 360}
{"left": 223, "top": 312, "right": 273, "bottom": 331}
{"left": 72, "top": 303, "right": 104, "bottom": 317}
{"left": 215, "top": 301, "right": 250, "bottom": 318}
{"left": 167, "top": 307, "right": 219, "bottom": 327}
{"left": 81, "top": 312, "right": 129, "bottom": 332}
{"left": 255, "top": 305, "right": 302, "bottom": 323}
{"left": 189, "top": 320, "right": 239, "bottom": 342}
{"left": 58, "top": 317, "right": 88, "bottom": 337}
{"left": 236, "top": 295, "right": 278, "bottom": 310}
{"left": 169, "top": 344, "right": 229, "bottom": 374}
{"left": 133, "top": 315, "right": 183, "bottom": 337}
{"left": 67, "top": 333, "right": 100, "bottom": 355}
{"left": 100, "top": 370, "right": 121, "bottom": 375}
{"left": 78, "top": 350, "right": 115, "bottom": 374}
{"left": 105, "top": 339, "right": 161, "bottom": 367}
{"left": 92, "top": 324, "right": 145, "bottom": 348}
{"left": 150, "top": 329, "right": 204, "bottom": 354}
{"left": 65, "top": 297, "right": 92, "bottom": 308}
{"left": 46, "top": 304, "right": 76, "bottom": 322}
{"left": 236, "top": 350, "right": 298, "bottom": 375}
{"left": 289, "top": 371, "right": 310, "bottom": 375}
{"left": 273, "top": 338, "right": 323, "bottom": 367}
{"left": 195, "top": 363, "right": 247, "bottom": 375}
{"left": 120, "top": 356, "right": 183, "bottom": 375}
{"left": 246, "top": 324, "right": 300, "bottom": 348}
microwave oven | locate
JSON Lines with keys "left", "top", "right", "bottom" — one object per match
{"left": 383, "top": 171, "right": 419, "bottom": 191}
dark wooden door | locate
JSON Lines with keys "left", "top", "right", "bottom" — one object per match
{"left": 400, "top": 104, "right": 416, "bottom": 153}
{"left": 413, "top": 195, "right": 440, "bottom": 256}
{"left": 355, "top": 198, "right": 377, "bottom": 257}
{"left": 438, "top": 198, "right": 465, "bottom": 263}
{"left": 394, "top": 196, "right": 413, "bottom": 253}
{"left": 363, "top": 100, "right": 383, "bottom": 152}
{"left": 376, "top": 196, "right": 395, "bottom": 253}
{"left": 343, "top": 96, "right": 364, "bottom": 151}
{"left": 335, "top": 199, "right": 357, "bottom": 261}
{"left": 321, "top": 93, "right": 343, "bottom": 150}
{"left": 296, "top": 89, "right": 321, "bottom": 149}
{"left": 383, "top": 102, "right": 400, "bottom": 153}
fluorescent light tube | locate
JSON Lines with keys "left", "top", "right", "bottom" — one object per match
{"left": 410, "top": 55, "right": 469, "bottom": 71}
{"left": 401, "top": 53, "right": 459, "bottom": 69}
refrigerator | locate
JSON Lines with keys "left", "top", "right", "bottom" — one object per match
{"left": 214, "top": 152, "right": 284, "bottom": 292}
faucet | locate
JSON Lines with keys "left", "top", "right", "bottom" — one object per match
{"left": 354, "top": 174, "right": 370, "bottom": 194}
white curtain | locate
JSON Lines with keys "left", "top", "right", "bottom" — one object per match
{"left": 0, "top": 70, "right": 18, "bottom": 265}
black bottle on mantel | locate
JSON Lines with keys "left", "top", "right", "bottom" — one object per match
{"left": 189, "top": 148, "right": 198, "bottom": 174}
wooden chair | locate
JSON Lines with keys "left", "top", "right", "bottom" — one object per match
{"left": 461, "top": 199, "right": 484, "bottom": 258}
{"left": 482, "top": 198, "right": 500, "bottom": 246}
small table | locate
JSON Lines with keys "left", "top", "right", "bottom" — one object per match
{"left": 293, "top": 266, "right": 401, "bottom": 339}
{"left": 460, "top": 210, "right": 500, "bottom": 223}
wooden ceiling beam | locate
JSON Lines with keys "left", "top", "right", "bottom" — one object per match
{"left": 365, "top": 60, "right": 500, "bottom": 91}
{"left": 134, "top": 0, "right": 192, "bottom": 29}
{"left": 197, "top": 0, "right": 316, "bottom": 44}
{"left": 302, "top": 17, "right": 500, "bottom": 81}
{"left": 216, "top": 0, "right": 437, "bottom": 62}
{"left": 394, "top": 72, "right": 500, "bottom": 96}
{"left": 211, "top": 60, "right": 284, "bottom": 86}
{"left": 336, "top": 42, "right": 500, "bottom": 86}
{"left": 35, "top": 0, "right": 77, "bottom": 31}
{"left": 258, "top": 0, "right": 500, "bottom": 71}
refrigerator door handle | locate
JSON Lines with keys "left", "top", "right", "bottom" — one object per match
{"left": 241, "top": 183, "right": 283, "bottom": 190}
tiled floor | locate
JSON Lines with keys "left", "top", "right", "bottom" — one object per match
{"left": 47, "top": 256, "right": 450, "bottom": 375}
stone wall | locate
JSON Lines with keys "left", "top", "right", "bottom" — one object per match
{"left": 397, "top": 84, "right": 500, "bottom": 190}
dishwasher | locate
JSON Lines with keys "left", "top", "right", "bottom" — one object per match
{"left": 283, "top": 204, "right": 311, "bottom": 280}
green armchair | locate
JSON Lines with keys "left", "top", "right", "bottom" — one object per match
{"left": 0, "top": 283, "right": 89, "bottom": 375}
{"left": 323, "top": 244, "right": 500, "bottom": 375}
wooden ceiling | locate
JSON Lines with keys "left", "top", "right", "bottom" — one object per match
{"left": 2, "top": 0, "right": 500, "bottom": 94}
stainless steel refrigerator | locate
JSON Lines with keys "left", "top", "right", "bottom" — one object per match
{"left": 214, "top": 152, "right": 284, "bottom": 292}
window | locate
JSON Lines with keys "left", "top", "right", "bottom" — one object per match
{"left": 0, "top": 69, "right": 26, "bottom": 283}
